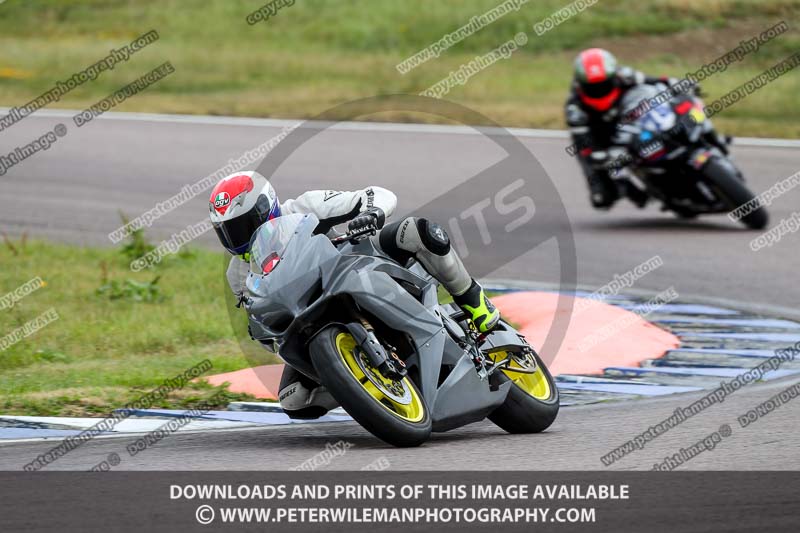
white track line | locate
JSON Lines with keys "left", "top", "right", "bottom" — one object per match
{"left": 0, "top": 419, "right": 353, "bottom": 445}
{"left": 2, "top": 107, "right": 798, "bottom": 148}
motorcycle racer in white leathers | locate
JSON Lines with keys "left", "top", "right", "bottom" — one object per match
{"left": 209, "top": 170, "right": 500, "bottom": 419}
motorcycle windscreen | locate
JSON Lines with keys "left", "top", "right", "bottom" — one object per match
{"left": 248, "top": 213, "right": 320, "bottom": 275}
{"left": 618, "top": 83, "right": 663, "bottom": 118}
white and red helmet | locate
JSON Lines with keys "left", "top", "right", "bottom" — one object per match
{"left": 208, "top": 171, "right": 281, "bottom": 255}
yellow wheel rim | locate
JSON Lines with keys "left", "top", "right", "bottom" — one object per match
{"left": 488, "top": 350, "right": 552, "bottom": 400}
{"left": 335, "top": 332, "right": 425, "bottom": 423}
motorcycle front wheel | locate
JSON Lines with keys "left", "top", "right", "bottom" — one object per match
{"left": 702, "top": 157, "right": 769, "bottom": 230}
{"left": 309, "top": 326, "right": 431, "bottom": 447}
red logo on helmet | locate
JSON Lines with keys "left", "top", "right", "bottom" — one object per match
{"left": 213, "top": 191, "right": 230, "bottom": 211}
{"left": 209, "top": 174, "right": 255, "bottom": 215}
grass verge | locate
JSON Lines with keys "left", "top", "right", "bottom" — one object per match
{"left": 0, "top": 0, "right": 798, "bottom": 136}
{"left": 0, "top": 233, "right": 268, "bottom": 416}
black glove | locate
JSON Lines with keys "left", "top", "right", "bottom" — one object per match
{"left": 348, "top": 208, "right": 385, "bottom": 233}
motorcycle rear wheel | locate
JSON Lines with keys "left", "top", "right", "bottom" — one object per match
{"left": 310, "top": 326, "right": 431, "bottom": 447}
{"left": 487, "top": 349, "right": 560, "bottom": 434}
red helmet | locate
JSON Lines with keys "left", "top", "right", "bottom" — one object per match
{"left": 574, "top": 48, "right": 621, "bottom": 112}
{"left": 208, "top": 171, "right": 280, "bottom": 255}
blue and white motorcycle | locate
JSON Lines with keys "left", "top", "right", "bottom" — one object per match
{"left": 593, "top": 84, "right": 768, "bottom": 229}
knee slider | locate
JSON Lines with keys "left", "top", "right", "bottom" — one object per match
{"left": 379, "top": 219, "right": 414, "bottom": 264}
{"left": 417, "top": 218, "right": 450, "bottom": 256}
{"left": 379, "top": 220, "right": 402, "bottom": 251}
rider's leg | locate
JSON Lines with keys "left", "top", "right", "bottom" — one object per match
{"left": 278, "top": 364, "right": 339, "bottom": 419}
{"left": 378, "top": 217, "right": 500, "bottom": 333}
{"left": 578, "top": 155, "right": 619, "bottom": 209}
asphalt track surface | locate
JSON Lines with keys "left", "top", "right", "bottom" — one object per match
{"left": 1, "top": 110, "right": 798, "bottom": 470}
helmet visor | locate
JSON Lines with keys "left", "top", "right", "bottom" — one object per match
{"left": 213, "top": 198, "right": 281, "bottom": 255}
{"left": 581, "top": 77, "right": 617, "bottom": 99}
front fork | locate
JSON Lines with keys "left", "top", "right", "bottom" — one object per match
{"left": 344, "top": 318, "right": 407, "bottom": 381}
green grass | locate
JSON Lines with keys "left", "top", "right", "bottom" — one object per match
{"left": 0, "top": 234, "right": 271, "bottom": 416}
{"left": 0, "top": 0, "right": 798, "bottom": 136}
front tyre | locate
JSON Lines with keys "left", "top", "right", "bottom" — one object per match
{"left": 309, "top": 326, "right": 431, "bottom": 447}
{"left": 487, "top": 349, "right": 559, "bottom": 433}
{"left": 703, "top": 157, "right": 769, "bottom": 230}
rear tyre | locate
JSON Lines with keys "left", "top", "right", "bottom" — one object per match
{"left": 487, "top": 349, "right": 559, "bottom": 434}
{"left": 310, "top": 326, "right": 431, "bottom": 447}
{"left": 703, "top": 157, "right": 769, "bottom": 230}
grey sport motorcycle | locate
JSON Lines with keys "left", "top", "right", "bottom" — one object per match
{"left": 243, "top": 213, "right": 559, "bottom": 447}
